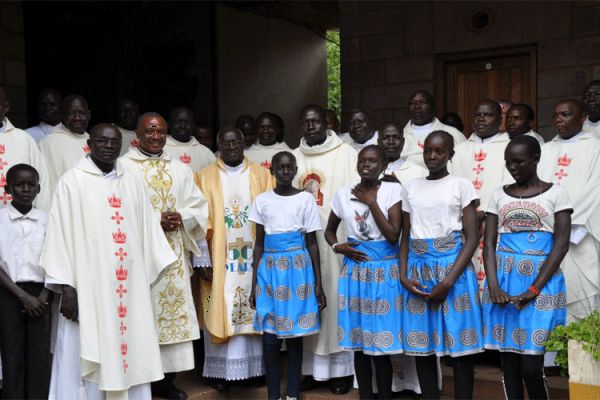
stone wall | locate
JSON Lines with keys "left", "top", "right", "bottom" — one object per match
{"left": 0, "top": 1, "right": 27, "bottom": 127}
{"left": 339, "top": 1, "right": 600, "bottom": 139}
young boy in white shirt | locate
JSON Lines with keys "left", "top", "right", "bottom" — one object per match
{"left": 0, "top": 164, "right": 51, "bottom": 399}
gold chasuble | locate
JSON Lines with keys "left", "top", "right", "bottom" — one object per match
{"left": 194, "top": 158, "right": 273, "bottom": 341}
{"left": 119, "top": 148, "right": 209, "bottom": 372}
{"left": 293, "top": 131, "right": 358, "bottom": 355}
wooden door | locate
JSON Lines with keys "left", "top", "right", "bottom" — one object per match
{"left": 436, "top": 46, "right": 536, "bottom": 136}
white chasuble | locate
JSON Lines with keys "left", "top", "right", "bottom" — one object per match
{"left": 402, "top": 118, "right": 466, "bottom": 168}
{"left": 391, "top": 160, "right": 428, "bottom": 185}
{"left": 41, "top": 157, "right": 176, "bottom": 394}
{"left": 293, "top": 130, "right": 358, "bottom": 356}
{"left": 583, "top": 117, "right": 600, "bottom": 138}
{"left": 244, "top": 142, "right": 292, "bottom": 169}
{"left": 220, "top": 167, "right": 257, "bottom": 335}
{"left": 539, "top": 132, "right": 600, "bottom": 320}
{"left": 450, "top": 132, "right": 513, "bottom": 292}
{"left": 0, "top": 118, "right": 51, "bottom": 210}
{"left": 164, "top": 136, "right": 216, "bottom": 173}
{"left": 119, "top": 148, "right": 208, "bottom": 372}
{"left": 116, "top": 126, "right": 139, "bottom": 156}
{"left": 39, "top": 123, "right": 90, "bottom": 191}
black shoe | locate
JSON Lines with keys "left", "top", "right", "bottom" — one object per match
{"left": 299, "top": 376, "right": 320, "bottom": 392}
{"left": 330, "top": 376, "right": 351, "bottom": 395}
{"left": 209, "top": 378, "right": 229, "bottom": 391}
{"left": 241, "top": 376, "right": 265, "bottom": 388}
{"left": 152, "top": 383, "right": 188, "bottom": 400}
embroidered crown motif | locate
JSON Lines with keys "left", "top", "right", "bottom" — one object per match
{"left": 557, "top": 154, "right": 571, "bottom": 167}
{"left": 121, "top": 342, "right": 128, "bottom": 356}
{"left": 117, "top": 302, "right": 128, "bottom": 318}
{"left": 112, "top": 229, "right": 127, "bottom": 244}
{"left": 260, "top": 160, "right": 272, "bottom": 169}
{"left": 130, "top": 138, "right": 139, "bottom": 147}
{"left": 123, "top": 359, "right": 128, "bottom": 372}
{"left": 417, "top": 141, "right": 424, "bottom": 150}
{"left": 107, "top": 194, "right": 122, "bottom": 208}
{"left": 473, "top": 150, "right": 487, "bottom": 162}
{"left": 0, "top": 145, "right": 5, "bottom": 154}
{"left": 472, "top": 177, "right": 483, "bottom": 190}
{"left": 83, "top": 145, "right": 91, "bottom": 154}
{"left": 180, "top": 153, "right": 192, "bottom": 164}
{"left": 115, "top": 264, "right": 128, "bottom": 281}
{"left": 0, "top": 174, "right": 6, "bottom": 187}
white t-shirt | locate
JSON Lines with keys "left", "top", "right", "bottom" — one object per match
{"left": 249, "top": 190, "right": 322, "bottom": 234}
{"left": 486, "top": 184, "right": 573, "bottom": 234}
{"left": 331, "top": 181, "right": 402, "bottom": 241}
{"left": 403, "top": 174, "right": 478, "bottom": 239}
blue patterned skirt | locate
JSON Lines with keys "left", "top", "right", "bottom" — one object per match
{"left": 337, "top": 239, "right": 404, "bottom": 355}
{"left": 254, "top": 230, "right": 320, "bottom": 338}
{"left": 403, "top": 232, "right": 484, "bottom": 357}
{"left": 483, "top": 231, "right": 566, "bottom": 354}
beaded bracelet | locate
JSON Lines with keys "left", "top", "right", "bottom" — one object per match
{"left": 528, "top": 285, "right": 540, "bottom": 296}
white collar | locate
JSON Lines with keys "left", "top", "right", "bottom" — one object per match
{"left": 6, "top": 203, "right": 42, "bottom": 221}
{"left": 469, "top": 132, "right": 505, "bottom": 143}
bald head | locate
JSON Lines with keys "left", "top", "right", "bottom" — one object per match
{"left": 137, "top": 112, "right": 165, "bottom": 130}
{"left": 90, "top": 122, "right": 121, "bottom": 139}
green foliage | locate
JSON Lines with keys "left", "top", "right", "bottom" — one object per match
{"left": 326, "top": 30, "right": 341, "bottom": 117}
{"left": 545, "top": 310, "right": 600, "bottom": 375}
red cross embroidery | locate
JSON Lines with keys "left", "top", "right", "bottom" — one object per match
{"left": 115, "top": 247, "right": 128, "bottom": 261}
{"left": 0, "top": 145, "right": 5, "bottom": 155}
{"left": 0, "top": 192, "right": 12, "bottom": 204}
{"left": 554, "top": 169, "right": 568, "bottom": 181}
{"left": 83, "top": 145, "right": 91, "bottom": 154}
{"left": 123, "top": 359, "right": 128, "bottom": 373}
{"left": 116, "top": 284, "right": 128, "bottom": 298}
{"left": 417, "top": 141, "right": 424, "bottom": 150}
{"left": 0, "top": 159, "right": 7, "bottom": 171}
{"left": 119, "top": 321, "right": 127, "bottom": 336}
{"left": 111, "top": 211, "right": 124, "bottom": 224}
{"left": 472, "top": 164, "right": 484, "bottom": 174}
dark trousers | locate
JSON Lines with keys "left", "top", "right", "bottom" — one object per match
{"left": 354, "top": 351, "right": 392, "bottom": 400}
{"left": 501, "top": 353, "right": 548, "bottom": 400}
{"left": 415, "top": 354, "right": 474, "bottom": 400}
{"left": 0, "top": 282, "right": 51, "bottom": 399}
{"left": 263, "top": 333, "right": 303, "bottom": 400}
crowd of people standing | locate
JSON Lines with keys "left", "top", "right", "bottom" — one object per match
{"left": 0, "top": 79, "right": 599, "bottom": 400}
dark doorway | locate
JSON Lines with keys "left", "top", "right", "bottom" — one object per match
{"left": 435, "top": 46, "right": 537, "bottom": 135}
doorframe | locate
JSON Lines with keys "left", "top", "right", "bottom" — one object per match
{"left": 434, "top": 44, "right": 537, "bottom": 120}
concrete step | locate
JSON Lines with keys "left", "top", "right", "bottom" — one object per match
{"left": 167, "top": 363, "right": 569, "bottom": 400}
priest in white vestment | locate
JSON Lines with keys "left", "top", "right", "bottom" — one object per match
{"left": 582, "top": 80, "right": 600, "bottom": 138}
{"left": 244, "top": 112, "right": 291, "bottom": 169}
{"left": 402, "top": 91, "right": 466, "bottom": 169}
{"left": 194, "top": 127, "right": 273, "bottom": 388}
{"left": 41, "top": 123, "right": 176, "bottom": 400}
{"left": 25, "top": 89, "right": 63, "bottom": 143}
{"left": 0, "top": 88, "right": 51, "bottom": 211}
{"left": 164, "top": 107, "right": 216, "bottom": 173}
{"left": 378, "top": 122, "right": 428, "bottom": 185}
{"left": 119, "top": 113, "right": 208, "bottom": 399}
{"left": 345, "top": 109, "right": 378, "bottom": 152}
{"left": 450, "top": 100, "right": 513, "bottom": 292}
{"left": 539, "top": 99, "right": 600, "bottom": 322}
{"left": 506, "top": 103, "right": 545, "bottom": 145}
{"left": 292, "top": 105, "right": 357, "bottom": 394}
{"left": 39, "top": 95, "right": 92, "bottom": 191}
{"left": 115, "top": 97, "right": 141, "bottom": 155}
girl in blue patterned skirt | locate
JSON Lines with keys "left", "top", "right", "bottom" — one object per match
{"left": 483, "top": 135, "right": 571, "bottom": 400}
{"left": 249, "top": 151, "right": 326, "bottom": 400}
{"left": 400, "top": 131, "right": 482, "bottom": 400}
{"left": 325, "top": 145, "right": 403, "bottom": 400}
